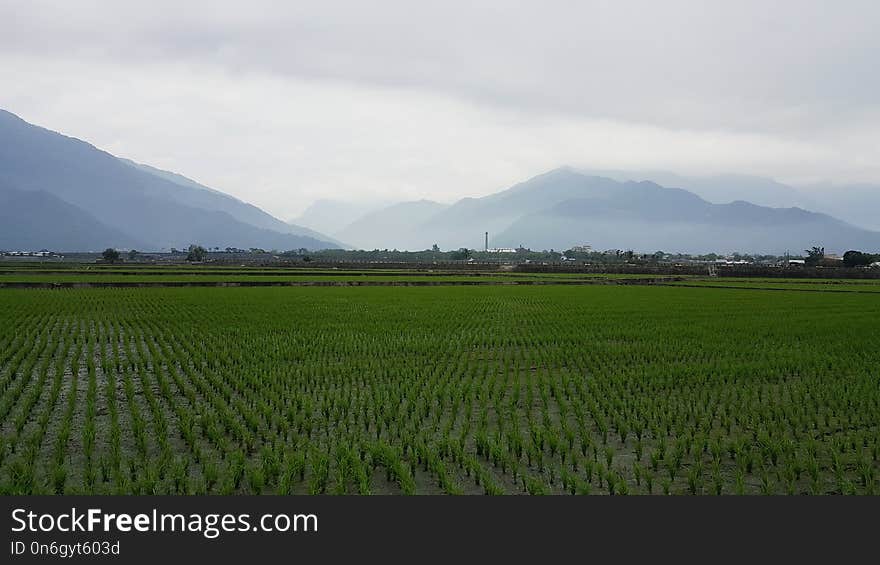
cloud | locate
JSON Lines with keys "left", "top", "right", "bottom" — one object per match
{"left": 2, "top": 1, "right": 879, "bottom": 217}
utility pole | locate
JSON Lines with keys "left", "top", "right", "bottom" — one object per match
{"left": 485, "top": 232, "right": 488, "bottom": 252}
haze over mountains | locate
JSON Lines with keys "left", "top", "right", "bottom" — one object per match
{"left": 0, "top": 109, "right": 340, "bottom": 252}
{"left": 307, "top": 168, "right": 880, "bottom": 255}
{"left": 2, "top": 108, "right": 879, "bottom": 255}
{"left": 575, "top": 169, "right": 880, "bottom": 232}
{"left": 288, "top": 199, "right": 389, "bottom": 236}
{"left": 333, "top": 200, "right": 449, "bottom": 251}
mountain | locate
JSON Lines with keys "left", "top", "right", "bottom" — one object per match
{"left": 581, "top": 169, "right": 880, "bottom": 235}
{"left": 335, "top": 200, "right": 449, "bottom": 250}
{"left": 368, "top": 168, "right": 877, "bottom": 254}
{"left": 798, "top": 183, "right": 880, "bottom": 232}
{"left": 484, "top": 170, "right": 880, "bottom": 254}
{"left": 322, "top": 168, "right": 880, "bottom": 253}
{"left": 119, "top": 159, "right": 346, "bottom": 246}
{"left": 577, "top": 168, "right": 816, "bottom": 210}
{"left": 291, "top": 199, "right": 389, "bottom": 236}
{"left": 0, "top": 109, "right": 339, "bottom": 251}
{"left": 0, "top": 185, "right": 145, "bottom": 251}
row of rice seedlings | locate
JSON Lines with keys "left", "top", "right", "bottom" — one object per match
{"left": 4, "top": 322, "right": 74, "bottom": 493}
{"left": 49, "top": 324, "right": 84, "bottom": 494}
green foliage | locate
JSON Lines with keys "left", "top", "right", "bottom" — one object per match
{"left": 101, "top": 248, "right": 120, "bottom": 263}
{"left": 843, "top": 250, "right": 876, "bottom": 268}
{"left": 804, "top": 246, "right": 825, "bottom": 266}
{"left": 449, "top": 248, "right": 471, "bottom": 261}
{"left": 186, "top": 244, "right": 207, "bottom": 262}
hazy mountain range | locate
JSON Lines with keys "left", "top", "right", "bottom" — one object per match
{"left": 333, "top": 200, "right": 449, "bottom": 251}
{"left": 2, "top": 108, "right": 879, "bottom": 255}
{"left": 575, "top": 169, "right": 880, "bottom": 233}
{"left": 0, "top": 109, "right": 340, "bottom": 252}
{"left": 288, "top": 199, "right": 389, "bottom": 236}
{"left": 307, "top": 168, "right": 880, "bottom": 255}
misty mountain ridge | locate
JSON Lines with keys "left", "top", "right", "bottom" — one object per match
{"left": 0, "top": 109, "right": 340, "bottom": 252}
{"left": 0, "top": 185, "right": 146, "bottom": 251}
{"left": 576, "top": 168, "right": 880, "bottom": 232}
{"left": 798, "top": 182, "right": 880, "bottom": 232}
{"left": 333, "top": 199, "right": 449, "bottom": 251}
{"left": 117, "top": 158, "right": 348, "bottom": 247}
{"left": 289, "top": 199, "right": 390, "bottom": 237}
{"left": 577, "top": 168, "right": 815, "bottom": 210}
{"left": 3, "top": 107, "right": 878, "bottom": 255}
{"left": 324, "top": 168, "right": 880, "bottom": 254}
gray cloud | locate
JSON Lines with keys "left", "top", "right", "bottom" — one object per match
{"left": 2, "top": 1, "right": 879, "bottom": 217}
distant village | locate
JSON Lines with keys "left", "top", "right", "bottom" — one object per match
{"left": 0, "top": 250, "right": 60, "bottom": 258}
{"left": 3, "top": 241, "right": 880, "bottom": 271}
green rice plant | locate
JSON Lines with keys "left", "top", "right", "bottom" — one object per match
{"left": 171, "top": 459, "right": 188, "bottom": 494}
{"left": 734, "top": 469, "right": 745, "bottom": 495}
{"left": 4, "top": 458, "right": 34, "bottom": 494}
{"left": 583, "top": 459, "right": 594, "bottom": 484}
{"left": 51, "top": 464, "right": 67, "bottom": 495}
{"left": 308, "top": 451, "right": 330, "bottom": 495}
{"left": 686, "top": 461, "right": 703, "bottom": 495}
{"left": 644, "top": 470, "right": 654, "bottom": 494}
{"left": 759, "top": 467, "right": 774, "bottom": 495}
{"left": 576, "top": 480, "right": 592, "bottom": 495}
{"left": 650, "top": 449, "right": 661, "bottom": 472}
{"left": 247, "top": 463, "right": 266, "bottom": 494}
{"left": 711, "top": 463, "right": 723, "bottom": 495}
{"left": 524, "top": 475, "right": 548, "bottom": 495}
{"left": 203, "top": 460, "right": 219, "bottom": 492}
{"left": 560, "top": 467, "right": 577, "bottom": 495}
{"left": 781, "top": 462, "right": 797, "bottom": 495}
{"left": 857, "top": 455, "right": 875, "bottom": 493}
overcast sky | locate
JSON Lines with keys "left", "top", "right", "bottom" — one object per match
{"left": 2, "top": 1, "right": 879, "bottom": 218}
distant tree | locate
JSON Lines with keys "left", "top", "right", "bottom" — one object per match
{"left": 186, "top": 244, "right": 207, "bottom": 262}
{"left": 102, "top": 248, "right": 120, "bottom": 263}
{"left": 128, "top": 249, "right": 139, "bottom": 260}
{"left": 451, "top": 248, "right": 471, "bottom": 260}
{"left": 302, "top": 255, "right": 312, "bottom": 263}
{"left": 652, "top": 250, "right": 665, "bottom": 262}
{"left": 432, "top": 243, "right": 440, "bottom": 253}
{"left": 843, "top": 250, "right": 873, "bottom": 268}
{"left": 804, "top": 246, "right": 825, "bottom": 266}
